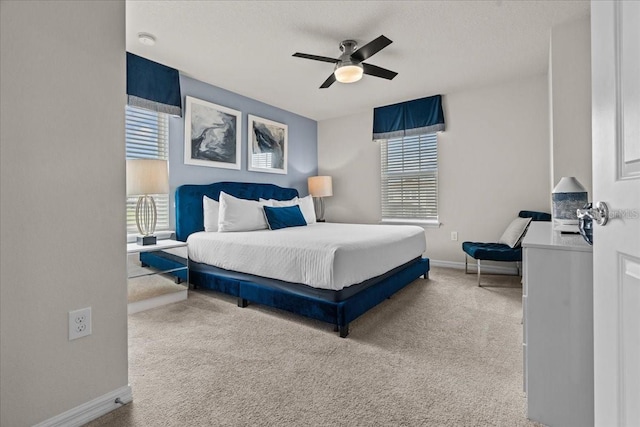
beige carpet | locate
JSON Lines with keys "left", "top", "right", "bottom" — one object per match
{"left": 128, "top": 275, "right": 184, "bottom": 303}
{"left": 88, "top": 267, "right": 540, "bottom": 427}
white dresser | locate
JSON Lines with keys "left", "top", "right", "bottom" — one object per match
{"left": 522, "top": 222, "right": 593, "bottom": 427}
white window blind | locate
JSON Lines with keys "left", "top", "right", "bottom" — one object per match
{"left": 125, "top": 105, "right": 170, "bottom": 233}
{"left": 251, "top": 152, "right": 273, "bottom": 169}
{"left": 380, "top": 133, "right": 438, "bottom": 222}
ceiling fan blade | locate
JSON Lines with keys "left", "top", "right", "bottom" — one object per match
{"left": 350, "top": 35, "right": 393, "bottom": 62}
{"left": 362, "top": 63, "right": 398, "bottom": 80}
{"left": 293, "top": 53, "right": 339, "bottom": 63}
{"left": 320, "top": 73, "right": 336, "bottom": 89}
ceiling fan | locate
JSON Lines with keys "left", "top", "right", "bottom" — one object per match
{"left": 292, "top": 35, "right": 398, "bottom": 89}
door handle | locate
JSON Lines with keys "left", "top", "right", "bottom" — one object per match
{"left": 577, "top": 201, "right": 609, "bottom": 226}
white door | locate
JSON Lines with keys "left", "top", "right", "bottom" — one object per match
{"left": 591, "top": 1, "right": 640, "bottom": 426}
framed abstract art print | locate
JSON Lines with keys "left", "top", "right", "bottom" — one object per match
{"left": 247, "top": 115, "right": 287, "bottom": 174}
{"left": 184, "top": 96, "right": 241, "bottom": 170}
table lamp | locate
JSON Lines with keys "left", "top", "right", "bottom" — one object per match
{"left": 126, "top": 159, "right": 169, "bottom": 245}
{"left": 552, "top": 176, "right": 587, "bottom": 233}
{"left": 308, "top": 176, "right": 333, "bottom": 222}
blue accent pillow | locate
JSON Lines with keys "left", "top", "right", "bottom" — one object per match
{"left": 263, "top": 205, "right": 307, "bottom": 230}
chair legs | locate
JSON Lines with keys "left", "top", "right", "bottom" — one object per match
{"left": 465, "top": 255, "right": 524, "bottom": 287}
{"left": 464, "top": 255, "right": 483, "bottom": 286}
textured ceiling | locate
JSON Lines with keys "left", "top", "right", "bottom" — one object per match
{"left": 126, "top": 0, "right": 589, "bottom": 121}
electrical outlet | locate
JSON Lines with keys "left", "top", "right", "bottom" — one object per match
{"left": 69, "top": 307, "right": 92, "bottom": 340}
{"left": 451, "top": 231, "right": 458, "bottom": 241}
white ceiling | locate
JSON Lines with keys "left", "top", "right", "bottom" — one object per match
{"left": 126, "top": 0, "right": 589, "bottom": 121}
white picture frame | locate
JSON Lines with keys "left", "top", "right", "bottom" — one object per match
{"left": 247, "top": 114, "right": 288, "bottom": 175}
{"left": 184, "top": 96, "right": 241, "bottom": 170}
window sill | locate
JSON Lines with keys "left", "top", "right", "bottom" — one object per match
{"left": 380, "top": 219, "right": 441, "bottom": 228}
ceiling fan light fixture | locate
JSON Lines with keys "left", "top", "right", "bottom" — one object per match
{"left": 334, "top": 64, "right": 363, "bottom": 84}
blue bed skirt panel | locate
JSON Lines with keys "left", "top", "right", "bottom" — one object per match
{"left": 338, "top": 258, "right": 429, "bottom": 325}
{"left": 189, "top": 267, "right": 241, "bottom": 297}
{"left": 240, "top": 281, "right": 339, "bottom": 324}
{"left": 139, "top": 251, "right": 188, "bottom": 282}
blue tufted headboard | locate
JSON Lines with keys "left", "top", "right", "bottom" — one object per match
{"left": 175, "top": 182, "right": 299, "bottom": 241}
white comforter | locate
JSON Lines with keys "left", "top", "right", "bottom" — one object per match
{"left": 187, "top": 223, "right": 426, "bottom": 290}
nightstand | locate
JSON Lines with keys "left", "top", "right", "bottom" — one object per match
{"left": 127, "top": 239, "right": 188, "bottom": 314}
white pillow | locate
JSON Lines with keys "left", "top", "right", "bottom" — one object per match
{"left": 498, "top": 217, "right": 533, "bottom": 248}
{"left": 203, "top": 195, "right": 220, "bottom": 232}
{"left": 259, "top": 195, "right": 316, "bottom": 224}
{"left": 297, "top": 195, "right": 316, "bottom": 225}
{"left": 218, "top": 191, "right": 272, "bottom": 232}
{"left": 259, "top": 197, "right": 298, "bottom": 207}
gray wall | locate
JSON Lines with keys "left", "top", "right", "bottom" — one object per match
{"left": 549, "top": 17, "right": 592, "bottom": 197}
{"left": 167, "top": 75, "right": 318, "bottom": 228}
{"left": 0, "top": 1, "right": 128, "bottom": 425}
{"left": 318, "top": 74, "right": 551, "bottom": 265}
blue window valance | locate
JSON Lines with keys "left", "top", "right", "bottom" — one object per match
{"left": 373, "top": 94, "right": 445, "bottom": 140}
{"left": 127, "top": 52, "right": 182, "bottom": 117}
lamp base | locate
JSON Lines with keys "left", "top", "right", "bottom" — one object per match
{"left": 136, "top": 235, "right": 157, "bottom": 246}
{"left": 313, "top": 197, "right": 326, "bottom": 222}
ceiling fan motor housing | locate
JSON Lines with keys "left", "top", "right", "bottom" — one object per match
{"left": 338, "top": 40, "right": 360, "bottom": 67}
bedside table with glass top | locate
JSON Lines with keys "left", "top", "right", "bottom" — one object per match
{"left": 127, "top": 239, "right": 188, "bottom": 283}
{"left": 127, "top": 239, "right": 189, "bottom": 314}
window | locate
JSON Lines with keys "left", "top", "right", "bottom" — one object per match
{"left": 251, "top": 152, "right": 273, "bottom": 169}
{"left": 380, "top": 133, "right": 438, "bottom": 223}
{"left": 125, "top": 105, "right": 170, "bottom": 233}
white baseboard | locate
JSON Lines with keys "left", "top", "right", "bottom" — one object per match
{"left": 430, "top": 259, "right": 520, "bottom": 275}
{"left": 128, "top": 289, "right": 188, "bottom": 314}
{"left": 34, "top": 385, "right": 132, "bottom": 427}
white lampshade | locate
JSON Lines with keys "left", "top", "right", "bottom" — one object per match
{"left": 308, "top": 176, "right": 333, "bottom": 197}
{"left": 126, "top": 159, "right": 169, "bottom": 196}
{"left": 334, "top": 64, "right": 363, "bottom": 83}
{"left": 552, "top": 176, "right": 587, "bottom": 194}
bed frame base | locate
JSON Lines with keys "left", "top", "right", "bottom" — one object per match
{"left": 139, "top": 243, "right": 430, "bottom": 338}
{"left": 189, "top": 257, "right": 429, "bottom": 338}
{"left": 141, "top": 254, "right": 430, "bottom": 338}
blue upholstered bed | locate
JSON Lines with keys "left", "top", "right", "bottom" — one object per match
{"left": 141, "top": 181, "right": 430, "bottom": 337}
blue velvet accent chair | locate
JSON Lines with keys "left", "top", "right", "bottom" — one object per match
{"left": 462, "top": 210, "right": 551, "bottom": 286}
